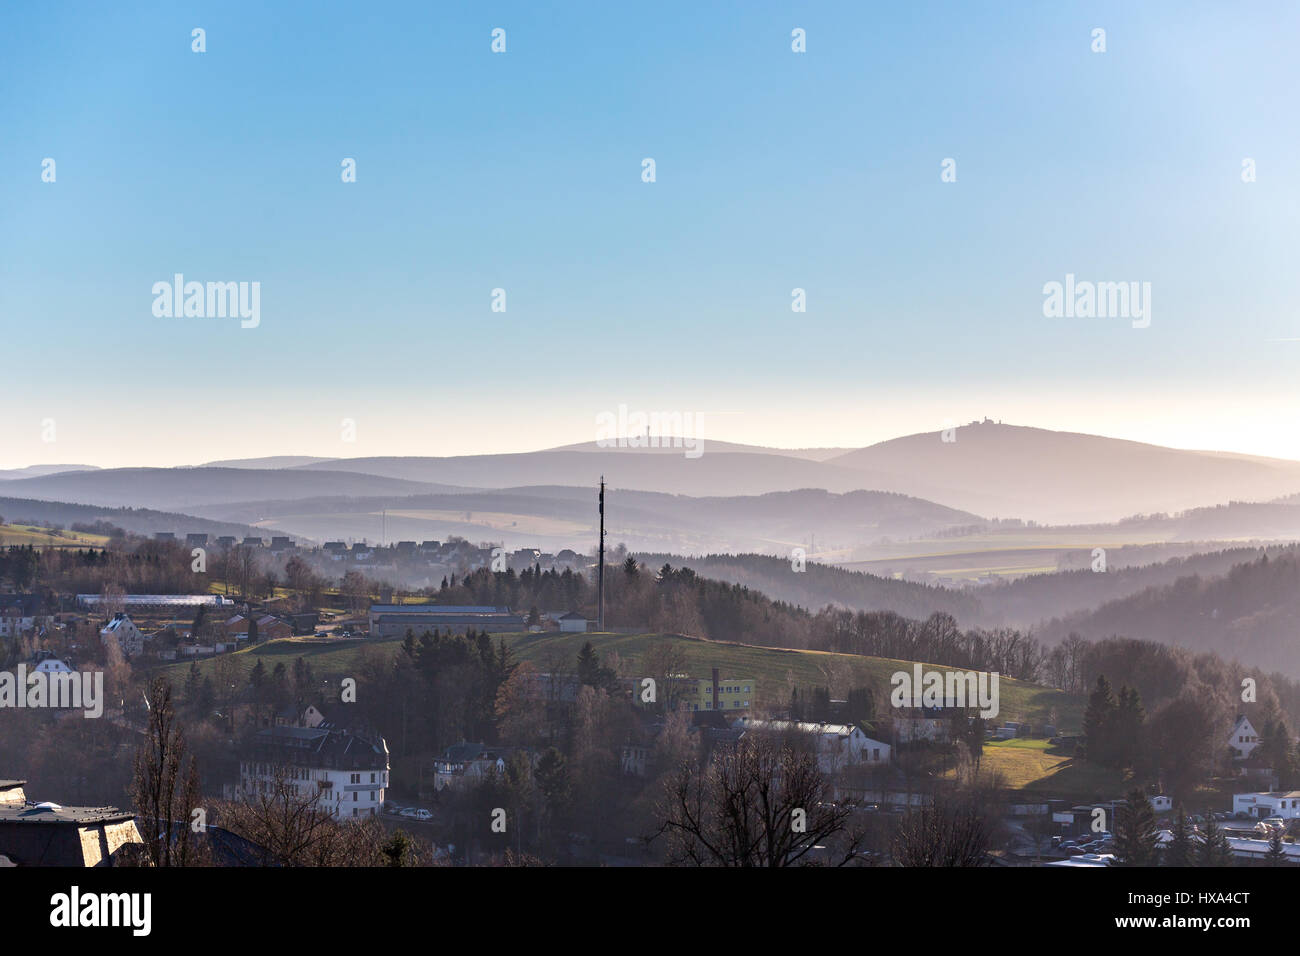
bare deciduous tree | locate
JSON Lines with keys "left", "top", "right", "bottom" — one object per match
{"left": 655, "top": 735, "right": 862, "bottom": 866}
{"left": 890, "top": 794, "right": 993, "bottom": 867}
{"left": 132, "top": 678, "right": 203, "bottom": 866}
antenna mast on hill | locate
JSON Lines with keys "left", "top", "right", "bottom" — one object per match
{"left": 597, "top": 476, "right": 606, "bottom": 631}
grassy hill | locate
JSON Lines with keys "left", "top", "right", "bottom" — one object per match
{"left": 0, "top": 523, "right": 108, "bottom": 548}
{"left": 155, "top": 630, "right": 1081, "bottom": 730}
{"left": 970, "top": 738, "right": 1124, "bottom": 801}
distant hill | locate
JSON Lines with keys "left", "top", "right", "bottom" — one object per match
{"left": 634, "top": 552, "right": 983, "bottom": 622}
{"left": 0, "top": 496, "right": 283, "bottom": 541}
{"left": 192, "top": 486, "right": 985, "bottom": 556}
{"left": 1107, "top": 499, "right": 1300, "bottom": 541}
{"left": 0, "top": 464, "right": 100, "bottom": 480}
{"left": 1037, "top": 551, "right": 1300, "bottom": 674}
{"left": 551, "top": 438, "right": 854, "bottom": 462}
{"left": 201, "top": 456, "right": 339, "bottom": 469}
{"left": 976, "top": 544, "right": 1299, "bottom": 628}
{"left": 287, "top": 450, "right": 894, "bottom": 498}
{"left": 826, "top": 421, "right": 1300, "bottom": 524}
{"left": 0, "top": 467, "right": 458, "bottom": 511}
{"left": 17, "top": 422, "right": 1300, "bottom": 533}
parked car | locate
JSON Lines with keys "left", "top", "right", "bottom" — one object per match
{"left": 412, "top": 809, "right": 432, "bottom": 821}
{"left": 399, "top": 808, "right": 418, "bottom": 819}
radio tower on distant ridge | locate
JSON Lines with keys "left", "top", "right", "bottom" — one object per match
{"left": 597, "top": 476, "right": 606, "bottom": 631}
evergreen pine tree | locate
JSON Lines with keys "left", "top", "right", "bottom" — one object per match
{"left": 1198, "top": 817, "right": 1234, "bottom": 867}
{"left": 1114, "top": 787, "right": 1161, "bottom": 866}
{"left": 1166, "top": 805, "right": 1194, "bottom": 867}
{"left": 1082, "top": 675, "right": 1118, "bottom": 766}
{"left": 1115, "top": 685, "right": 1146, "bottom": 770}
{"left": 1266, "top": 825, "right": 1287, "bottom": 866}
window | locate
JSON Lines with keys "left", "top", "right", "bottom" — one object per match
{"left": 370, "top": 773, "right": 376, "bottom": 783}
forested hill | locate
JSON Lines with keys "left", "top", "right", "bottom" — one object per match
{"left": 1038, "top": 552, "right": 1300, "bottom": 674}
{"left": 634, "top": 551, "right": 981, "bottom": 621}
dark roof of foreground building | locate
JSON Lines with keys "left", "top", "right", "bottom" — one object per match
{"left": 0, "top": 791, "right": 142, "bottom": 866}
{"left": 153, "top": 820, "right": 271, "bottom": 867}
{"left": 0, "top": 801, "right": 136, "bottom": 826}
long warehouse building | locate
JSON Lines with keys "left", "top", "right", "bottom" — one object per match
{"left": 367, "top": 604, "right": 526, "bottom": 638}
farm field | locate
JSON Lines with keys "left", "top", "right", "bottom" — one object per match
{"left": 0, "top": 523, "right": 109, "bottom": 548}
{"left": 841, "top": 529, "right": 1175, "bottom": 581}
{"left": 971, "top": 737, "right": 1125, "bottom": 801}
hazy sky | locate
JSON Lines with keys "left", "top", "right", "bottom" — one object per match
{"left": 3, "top": 1, "right": 1299, "bottom": 468}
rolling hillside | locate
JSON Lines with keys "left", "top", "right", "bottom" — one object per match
{"left": 194, "top": 486, "right": 984, "bottom": 555}
{"left": 156, "top": 629, "right": 1080, "bottom": 730}
{"left": 635, "top": 551, "right": 983, "bottom": 621}
{"left": 828, "top": 421, "right": 1300, "bottom": 524}
{"left": 0, "top": 496, "right": 281, "bottom": 542}
{"left": 1037, "top": 551, "right": 1300, "bottom": 674}
{"left": 289, "top": 449, "right": 892, "bottom": 498}
{"left": 0, "top": 467, "right": 456, "bottom": 511}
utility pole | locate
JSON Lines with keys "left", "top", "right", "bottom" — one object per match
{"left": 597, "top": 476, "right": 606, "bottom": 631}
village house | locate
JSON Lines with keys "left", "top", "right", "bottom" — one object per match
{"left": 254, "top": 614, "right": 293, "bottom": 641}
{"left": 0, "top": 594, "right": 53, "bottom": 638}
{"left": 235, "top": 725, "right": 390, "bottom": 821}
{"left": 1232, "top": 790, "right": 1300, "bottom": 820}
{"left": 558, "top": 611, "right": 588, "bottom": 633}
{"left": 428, "top": 742, "right": 521, "bottom": 792}
{"left": 100, "top": 613, "right": 146, "bottom": 657}
{"left": 1229, "top": 714, "right": 1261, "bottom": 760}
{"left": 732, "top": 718, "right": 892, "bottom": 773}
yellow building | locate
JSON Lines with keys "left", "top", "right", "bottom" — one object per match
{"left": 663, "top": 675, "right": 755, "bottom": 712}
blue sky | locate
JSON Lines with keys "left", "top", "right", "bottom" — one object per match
{"left": 3, "top": 0, "right": 1299, "bottom": 467}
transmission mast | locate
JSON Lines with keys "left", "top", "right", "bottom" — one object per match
{"left": 597, "top": 476, "right": 606, "bottom": 631}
